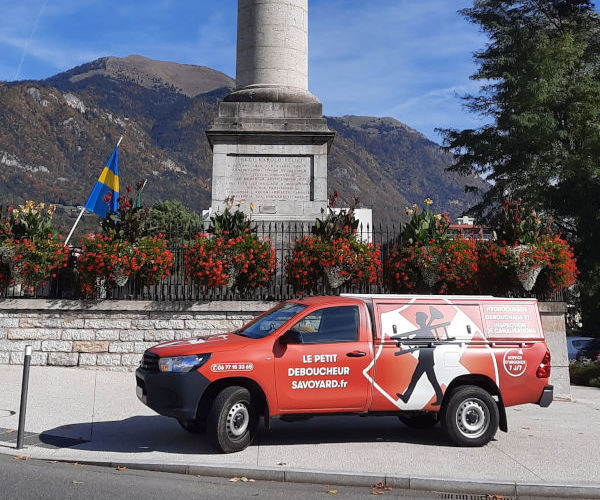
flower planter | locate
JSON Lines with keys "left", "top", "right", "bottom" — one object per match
{"left": 325, "top": 266, "right": 349, "bottom": 289}
{"left": 511, "top": 245, "right": 546, "bottom": 292}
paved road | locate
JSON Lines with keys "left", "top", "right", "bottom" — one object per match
{"left": 0, "top": 454, "right": 435, "bottom": 500}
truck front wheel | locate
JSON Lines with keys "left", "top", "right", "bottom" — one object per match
{"left": 442, "top": 385, "right": 499, "bottom": 447}
{"left": 207, "top": 386, "right": 258, "bottom": 453}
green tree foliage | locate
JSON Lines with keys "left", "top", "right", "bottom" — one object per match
{"left": 441, "top": 0, "right": 600, "bottom": 331}
{"left": 147, "top": 200, "right": 204, "bottom": 233}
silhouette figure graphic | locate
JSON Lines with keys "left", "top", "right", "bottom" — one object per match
{"left": 392, "top": 309, "right": 447, "bottom": 406}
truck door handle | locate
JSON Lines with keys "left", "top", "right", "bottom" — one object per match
{"left": 347, "top": 351, "right": 367, "bottom": 357}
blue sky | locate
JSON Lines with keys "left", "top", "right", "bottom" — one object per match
{"left": 0, "top": 0, "right": 488, "bottom": 142}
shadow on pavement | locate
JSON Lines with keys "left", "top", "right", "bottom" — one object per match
{"left": 37, "top": 414, "right": 454, "bottom": 454}
{"left": 39, "top": 416, "right": 218, "bottom": 455}
{"left": 262, "top": 415, "right": 454, "bottom": 447}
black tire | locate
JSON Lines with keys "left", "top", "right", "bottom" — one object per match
{"left": 177, "top": 418, "right": 206, "bottom": 434}
{"left": 441, "top": 385, "right": 499, "bottom": 447}
{"left": 398, "top": 412, "right": 439, "bottom": 429}
{"left": 207, "top": 386, "right": 258, "bottom": 453}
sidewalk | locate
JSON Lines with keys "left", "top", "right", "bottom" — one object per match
{"left": 1, "top": 365, "right": 599, "bottom": 496}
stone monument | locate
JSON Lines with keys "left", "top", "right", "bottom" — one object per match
{"left": 206, "top": 0, "right": 335, "bottom": 222}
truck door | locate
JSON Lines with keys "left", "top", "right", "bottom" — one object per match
{"left": 274, "top": 305, "right": 373, "bottom": 412}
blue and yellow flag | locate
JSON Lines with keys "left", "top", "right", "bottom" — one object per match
{"left": 84, "top": 146, "right": 119, "bottom": 218}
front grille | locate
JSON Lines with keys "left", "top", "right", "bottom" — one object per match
{"left": 140, "top": 351, "right": 159, "bottom": 372}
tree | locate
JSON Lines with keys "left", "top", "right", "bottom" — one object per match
{"left": 147, "top": 200, "right": 204, "bottom": 234}
{"left": 441, "top": 0, "right": 600, "bottom": 332}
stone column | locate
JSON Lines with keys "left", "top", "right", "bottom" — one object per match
{"left": 227, "top": 0, "right": 319, "bottom": 103}
{"left": 539, "top": 302, "right": 571, "bottom": 401}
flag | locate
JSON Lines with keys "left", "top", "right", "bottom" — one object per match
{"left": 84, "top": 146, "right": 119, "bottom": 218}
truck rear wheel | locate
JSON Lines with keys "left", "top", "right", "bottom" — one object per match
{"left": 207, "top": 386, "right": 257, "bottom": 453}
{"left": 442, "top": 385, "right": 499, "bottom": 447}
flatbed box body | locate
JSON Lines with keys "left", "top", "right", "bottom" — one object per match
{"left": 136, "top": 295, "right": 553, "bottom": 450}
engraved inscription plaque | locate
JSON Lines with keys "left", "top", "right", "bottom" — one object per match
{"left": 224, "top": 155, "right": 312, "bottom": 202}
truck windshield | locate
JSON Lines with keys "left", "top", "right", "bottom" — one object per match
{"left": 235, "top": 303, "right": 307, "bottom": 339}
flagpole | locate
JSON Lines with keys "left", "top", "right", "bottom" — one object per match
{"left": 63, "top": 136, "right": 124, "bottom": 247}
{"left": 63, "top": 206, "right": 85, "bottom": 247}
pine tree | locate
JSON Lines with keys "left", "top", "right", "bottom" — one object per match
{"left": 441, "top": 0, "right": 600, "bottom": 331}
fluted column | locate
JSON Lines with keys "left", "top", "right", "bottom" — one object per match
{"left": 226, "top": 0, "right": 319, "bottom": 103}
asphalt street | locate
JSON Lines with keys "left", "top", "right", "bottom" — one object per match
{"left": 0, "top": 454, "right": 437, "bottom": 500}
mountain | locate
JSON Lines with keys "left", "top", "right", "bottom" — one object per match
{"left": 0, "top": 55, "right": 486, "bottom": 230}
{"left": 45, "top": 55, "right": 234, "bottom": 98}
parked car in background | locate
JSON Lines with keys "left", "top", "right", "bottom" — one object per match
{"left": 567, "top": 337, "right": 598, "bottom": 360}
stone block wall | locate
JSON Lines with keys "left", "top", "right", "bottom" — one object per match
{"left": 0, "top": 300, "right": 274, "bottom": 371}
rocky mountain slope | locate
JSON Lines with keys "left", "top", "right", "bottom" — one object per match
{"left": 0, "top": 55, "right": 486, "bottom": 229}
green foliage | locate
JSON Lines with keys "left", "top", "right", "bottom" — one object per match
{"left": 8, "top": 201, "right": 58, "bottom": 241}
{"left": 312, "top": 191, "right": 360, "bottom": 240}
{"left": 569, "top": 360, "right": 600, "bottom": 387}
{"left": 147, "top": 200, "right": 203, "bottom": 233}
{"left": 401, "top": 199, "right": 451, "bottom": 245}
{"left": 208, "top": 198, "right": 255, "bottom": 238}
{"left": 101, "top": 183, "right": 148, "bottom": 243}
{"left": 440, "top": 0, "right": 600, "bottom": 328}
{"left": 488, "top": 199, "right": 548, "bottom": 245}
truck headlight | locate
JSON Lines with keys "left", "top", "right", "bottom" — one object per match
{"left": 158, "top": 354, "right": 211, "bottom": 373}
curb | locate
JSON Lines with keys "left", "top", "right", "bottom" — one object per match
{"left": 2, "top": 445, "right": 599, "bottom": 498}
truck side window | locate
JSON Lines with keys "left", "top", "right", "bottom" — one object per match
{"left": 293, "top": 306, "right": 359, "bottom": 344}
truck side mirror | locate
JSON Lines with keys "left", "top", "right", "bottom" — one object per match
{"left": 279, "top": 329, "right": 302, "bottom": 345}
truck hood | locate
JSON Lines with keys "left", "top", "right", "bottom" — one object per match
{"left": 148, "top": 333, "right": 253, "bottom": 357}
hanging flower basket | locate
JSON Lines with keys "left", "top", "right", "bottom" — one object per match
{"left": 113, "top": 265, "right": 129, "bottom": 287}
{"left": 226, "top": 266, "right": 240, "bottom": 289}
{"left": 325, "top": 265, "right": 349, "bottom": 289}
{"left": 419, "top": 246, "right": 442, "bottom": 288}
{"left": 185, "top": 233, "right": 276, "bottom": 292}
{"left": 517, "top": 265, "right": 543, "bottom": 292}
{"left": 511, "top": 245, "right": 547, "bottom": 292}
{"left": 0, "top": 246, "right": 19, "bottom": 284}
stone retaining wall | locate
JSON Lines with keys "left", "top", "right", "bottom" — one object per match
{"left": 0, "top": 299, "right": 570, "bottom": 399}
{"left": 0, "top": 300, "right": 274, "bottom": 370}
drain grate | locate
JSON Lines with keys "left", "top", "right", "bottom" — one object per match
{"left": 438, "top": 494, "right": 515, "bottom": 500}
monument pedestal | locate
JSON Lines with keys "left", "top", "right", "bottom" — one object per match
{"left": 206, "top": 101, "right": 334, "bottom": 222}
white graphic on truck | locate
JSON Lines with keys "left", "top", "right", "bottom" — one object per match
{"left": 288, "top": 353, "right": 350, "bottom": 390}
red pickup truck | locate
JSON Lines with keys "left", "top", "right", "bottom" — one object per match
{"left": 136, "top": 295, "right": 553, "bottom": 453}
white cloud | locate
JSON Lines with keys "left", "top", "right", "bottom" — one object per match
{"left": 0, "top": 35, "right": 104, "bottom": 72}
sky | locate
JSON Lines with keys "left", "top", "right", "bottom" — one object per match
{"left": 0, "top": 0, "right": 489, "bottom": 142}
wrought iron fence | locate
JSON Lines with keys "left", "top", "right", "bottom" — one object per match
{"left": 0, "top": 222, "right": 565, "bottom": 302}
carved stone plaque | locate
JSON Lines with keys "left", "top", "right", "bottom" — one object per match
{"left": 223, "top": 155, "right": 312, "bottom": 202}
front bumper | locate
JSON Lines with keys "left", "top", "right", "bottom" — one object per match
{"left": 135, "top": 368, "right": 211, "bottom": 421}
{"left": 538, "top": 385, "right": 554, "bottom": 407}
